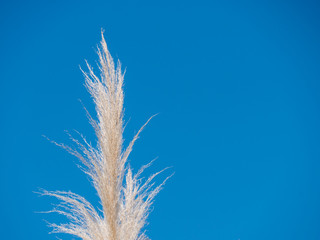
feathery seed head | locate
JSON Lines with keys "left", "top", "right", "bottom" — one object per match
{"left": 41, "top": 31, "right": 170, "bottom": 240}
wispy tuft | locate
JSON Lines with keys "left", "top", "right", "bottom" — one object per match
{"left": 40, "top": 31, "right": 171, "bottom": 240}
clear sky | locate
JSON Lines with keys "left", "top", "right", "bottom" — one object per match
{"left": 1, "top": 0, "right": 320, "bottom": 239}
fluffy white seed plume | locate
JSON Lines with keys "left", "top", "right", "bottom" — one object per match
{"left": 41, "top": 31, "right": 170, "bottom": 240}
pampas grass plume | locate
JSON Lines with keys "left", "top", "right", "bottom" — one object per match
{"left": 40, "top": 31, "right": 170, "bottom": 240}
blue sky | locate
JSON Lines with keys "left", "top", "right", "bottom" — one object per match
{"left": 1, "top": 0, "right": 320, "bottom": 239}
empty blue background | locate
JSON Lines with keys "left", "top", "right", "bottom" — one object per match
{"left": 1, "top": 0, "right": 320, "bottom": 239}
